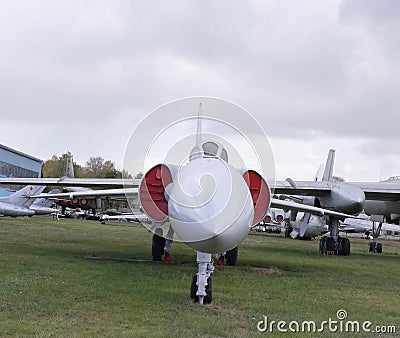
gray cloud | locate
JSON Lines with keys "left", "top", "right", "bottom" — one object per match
{"left": 0, "top": 0, "right": 399, "bottom": 180}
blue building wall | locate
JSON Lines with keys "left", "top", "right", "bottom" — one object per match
{"left": 0, "top": 144, "right": 43, "bottom": 195}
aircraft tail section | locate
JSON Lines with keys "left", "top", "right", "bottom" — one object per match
{"left": 196, "top": 103, "right": 203, "bottom": 147}
{"left": 322, "top": 149, "right": 335, "bottom": 182}
{"left": 314, "top": 164, "right": 324, "bottom": 182}
{"left": 0, "top": 185, "right": 46, "bottom": 208}
{"left": 31, "top": 188, "right": 61, "bottom": 208}
{"left": 65, "top": 154, "right": 75, "bottom": 178}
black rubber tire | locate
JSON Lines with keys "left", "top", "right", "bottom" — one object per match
{"left": 152, "top": 233, "right": 166, "bottom": 261}
{"left": 190, "top": 275, "right": 212, "bottom": 304}
{"left": 325, "top": 237, "right": 335, "bottom": 254}
{"left": 225, "top": 246, "right": 238, "bottom": 266}
{"left": 337, "top": 237, "right": 343, "bottom": 255}
{"left": 342, "top": 238, "right": 350, "bottom": 256}
{"left": 319, "top": 236, "right": 327, "bottom": 254}
{"left": 368, "top": 242, "right": 374, "bottom": 253}
{"left": 284, "top": 226, "right": 293, "bottom": 238}
{"left": 376, "top": 243, "right": 383, "bottom": 254}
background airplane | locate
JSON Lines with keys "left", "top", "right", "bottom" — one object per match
{"left": 339, "top": 216, "right": 400, "bottom": 253}
{"left": 99, "top": 211, "right": 149, "bottom": 224}
{"left": 255, "top": 208, "right": 329, "bottom": 239}
{"left": 30, "top": 188, "right": 61, "bottom": 215}
{"left": 363, "top": 176, "right": 400, "bottom": 223}
{"left": 0, "top": 185, "right": 46, "bottom": 216}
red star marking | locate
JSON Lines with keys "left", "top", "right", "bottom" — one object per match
{"left": 30, "top": 186, "right": 33, "bottom": 191}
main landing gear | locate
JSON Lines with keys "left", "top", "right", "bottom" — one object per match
{"left": 319, "top": 235, "right": 350, "bottom": 256}
{"left": 368, "top": 220, "right": 383, "bottom": 254}
{"left": 319, "top": 217, "right": 351, "bottom": 256}
{"left": 151, "top": 227, "right": 174, "bottom": 263}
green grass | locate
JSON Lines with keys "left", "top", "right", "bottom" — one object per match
{"left": 0, "top": 217, "right": 399, "bottom": 337}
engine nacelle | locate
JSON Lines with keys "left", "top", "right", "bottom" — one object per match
{"left": 319, "top": 183, "right": 365, "bottom": 215}
{"left": 264, "top": 214, "right": 272, "bottom": 223}
{"left": 138, "top": 164, "right": 177, "bottom": 222}
{"left": 301, "top": 196, "right": 320, "bottom": 207}
{"left": 241, "top": 170, "right": 271, "bottom": 226}
{"left": 273, "top": 210, "right": 284, "bottom": 223}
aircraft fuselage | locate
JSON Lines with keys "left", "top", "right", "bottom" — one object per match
{"left": 364, "top": 200, "right": 400, "bottom": 222}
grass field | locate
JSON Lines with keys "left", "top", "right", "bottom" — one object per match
{"left": 0, "top": 217, "right": 399, "bottom": 337}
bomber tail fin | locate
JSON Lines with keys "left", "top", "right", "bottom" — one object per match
{"left": 65, "top": 153, "right": 75, "bottom": 178}
{"left": 301, "top": 149, "right": 335, "bottom": 237}
{"left": 322, "top": 149, "right": 335, "bottom": 182}
{"left": 314, "top": 164, "right": 324, "bottom": 182}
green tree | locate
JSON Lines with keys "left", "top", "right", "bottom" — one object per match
{"left": 42, "top": 152, "right": 84, "bottom": 178}
{"left": 43, "top": 154, "right": 124, "bottom": 179}
{"left": 84, "top": 157, "right": 119, "bottom": 178}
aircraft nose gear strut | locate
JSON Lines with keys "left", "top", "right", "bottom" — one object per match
{"left": 191, "top": 252, "right": 214, "bottom": 304}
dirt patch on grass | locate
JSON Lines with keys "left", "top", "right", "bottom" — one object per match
{"left": 251, "top": 266, "right": 281, "bottom": 275}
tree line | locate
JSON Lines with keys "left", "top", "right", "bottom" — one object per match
{"left": 42, "top": 152, "right": 133, "bottom": 179}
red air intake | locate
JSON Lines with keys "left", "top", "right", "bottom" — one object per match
{"left": 139, "top": 164, "right": 173, "bottom": 222}
{"left": 242, "top": 170, "right": 271, "bottom": 226}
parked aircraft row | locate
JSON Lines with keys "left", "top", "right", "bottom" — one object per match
{"left": 0, "top": 185, "right": 57, "bottom": 217}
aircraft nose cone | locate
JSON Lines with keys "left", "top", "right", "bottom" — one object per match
{"left": 167, "top": 157, "right": 254, "bottom": 253}
{"left": 350, "top": 197, "right": 365, "bottom": 215}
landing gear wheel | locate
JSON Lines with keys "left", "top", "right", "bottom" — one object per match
{"left": 319, "top": 236, "right": 327, "bottom": 254}
{"left": 376, "top": 243, "right": 383, "bottom": 253}
{"left": 368, "top": 242, "right": 375, "bottom": 253}
{"left": 325, "top": 237, "right": 335, "bottom": 255}
{"left": 341, "top": 238, "right": 350, "bottom": 256}
{"left": 225, "top": 246, "right": 238, "bottom": 266}
{"left": 152, "top": 233, "right": 166, "bottom": 261}
{"left": 190, "top": 275, "right": 212, "bottom": 304}
{"left": 284, "top": 226, "right": 293, "bottom": 238}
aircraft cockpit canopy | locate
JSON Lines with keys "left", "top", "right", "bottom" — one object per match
{"left": 190, "top": 140, "right": 228, "bottom": 162}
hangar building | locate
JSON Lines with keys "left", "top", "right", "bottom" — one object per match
{"left": 0, "top": 143, "right": 43, "bottom": 196}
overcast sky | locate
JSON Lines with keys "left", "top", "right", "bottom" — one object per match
{"left": 1, "top": 0, "right": 399, "bottom": 181}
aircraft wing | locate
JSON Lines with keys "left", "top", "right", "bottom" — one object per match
{"left": 271, "top": 198, "right": 356, "bottom": 219}
{"left": 0, "top": 177, "right": 139, "bottom": 188}
{"left": 275, "top": 180, "right": 400, "bottom": 201}
{"left": 32, "top": 188, "right": 138, "bottom": 199}
{"left": 5, "top": 177, "right": 400, "bottom": 200}
{"left": 33, "top": 187, "right": 355, "bottom": 220}
{"left": 348, "top": 182, "right": 400, "bottom": 201}
{"left": 274, "top": 180, "right": 332, "bottom": 196}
